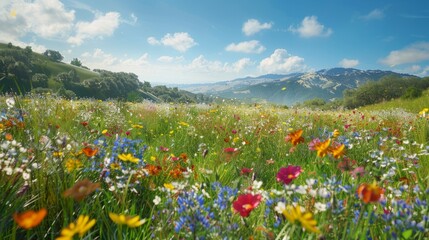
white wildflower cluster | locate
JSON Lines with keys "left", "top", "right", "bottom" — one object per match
{"left": 0, "top": 139, "right": 34, "bottom": 187}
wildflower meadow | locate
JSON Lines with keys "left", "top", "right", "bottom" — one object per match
{"left": 1, "top": 94, "right": 428, "bottom": 239}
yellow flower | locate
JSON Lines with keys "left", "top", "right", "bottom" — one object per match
{"left": 332, "top": 129, "right": 340, "bottom": 138}
{"left": 101, "top": 129, "right": 108, "bottom": 134}
{"left": 110, "top": 162, "right": 120, "bottom": 170}
{"left": 118, "top": 153, "right": 140, "bottom": 163}
{"left": 150, "top": 156, "right": 157, "bottom": 162}
{"left": 282, "top": 205, "right": 320, "bottom": 234}
{"left": 108, "top": 213, "right": 146, "bottom": 228}
{"left": 330, "top": 144, "right": 346, "bottom": 159}
{"left": 164, "top": 183, "right": 175, "bottom": 190}
{"left": 178, "top": 121, "right": 189, "bottom": 127}
{"left": 56, "top": 215, "right": 96, "bottom": 240}
{"left": 131, "top": 124, "right": 143, "bottom": 129}
{"left": 65, "top": 159, "right": 83, "bottom": 172}
{"left": 53, "top": 151, "right": 64, "bottom": 157}
{"left": 315, "top": 139, "right": 331, "bottom": 157}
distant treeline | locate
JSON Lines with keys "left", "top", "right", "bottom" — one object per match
{"left": 0, "top": 43, "right": 213, "bottom": 103}
{"left": 296, "top": 75, "right": 429, "bottom": 110}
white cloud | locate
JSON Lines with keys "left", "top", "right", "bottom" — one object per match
{"left": 232, "top": 58, "right": 253, "bottom": 72}
{"left": 148, "top": 32, "right": 197, "bottom": 52}
{"left": 68, "top": 12, "right": 120, "bottom": 46}
{"left": 161, "top": 32, "right": 197, "bottom": 52}
{"left": 147, "top": 37, "right": 161, "bottom": 45}
{"left": 225, "top": 40, "right": 266, "bottom": 54}
{"left": 242, "top": 19, "right": 272, "bottom": 36}
{"left": 380, "top": 42, "right": 429, "bottom": 67}
{"left": 81, "top": 48, "right": 118, "bottom": 67}
{"left": 121, "top": 13, "right": 138, "bottom": 25}
{"left": 80, "top": 49, "right": 256, "bottom": 84}
{"left": 289, "top": 16, "right": 332, "bottom": 38}
{"left": 339, "top": 58, "right": 359, "bottom": 68}
{"left": 157, "top": 56, "right": 184, "bottom": 63}
{"left": 361, "top": 9, "right": 384, "bottom": 20}
{"left": 0, "top": 0, "right": 75, "bottom": 42}
{"left": 259, "top": 49, "right": 307, "bottom": 74}
{"left": 420, "top": 66, "right": 429, "bottom": 76}
{"left": 187, "top": 55, "right": 254, "bottom": 73}
{"left": 122, "top": 54, "right": 149, "bottom": 66}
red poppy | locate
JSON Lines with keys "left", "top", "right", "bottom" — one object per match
{"left": 240, "top": 167, "right": 253, "bottom": 175}
{"left": 82, "top": 147, "right": 98, "bottom": 157}
{"left": 357, "top": 182, "right": 383, "bottom": 203}
{"left": 224, "top": 147, "right": 238, "bottom": 153}
{"left": 285, "top": 129, "right": 304, "bottom": 146}
{"left": 276, "top": 165, "right": 302, "bottom": 185}
{"left": 233, "top": 193, "right": 262, "bottom": 217}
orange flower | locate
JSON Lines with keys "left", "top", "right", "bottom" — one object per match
{"left": 63, "top": 179, "right": 100, "bottom": 201}
{"left": 5, "top": 133, "right": 13, "bottom": 141}
{"left": 357, "top": 182, "right": 383, "bottom": 203}
{"left": 314, "top": 139, "right": 331, "bottom": 157}
{"left": 285, "top": 129, "right": 304, "bottom": 146}
{"left": 329, "top": 144, "right": 346, "bottom": 159}
{"left": 145, "top": 164, "right": 162, "bottom": 176}
{"left": 169, "top": 167, "right": 183, "bottom": 179}
{"left": 179, "top": 153, "right": 188, "bottom": 162}
{"left": 82, "top": 147, "right": 98, "bottom": 157}
{"left": 13, "top": 208, "right": 47, "bottom": 229}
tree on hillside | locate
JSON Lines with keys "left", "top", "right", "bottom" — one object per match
{"left": 43, "top": 50, "right": 63, "bottom": 62}
{"left": 70, "top": 58, "right": 82, "bottom": 67}
{"left": 32, "top": 73, "right": 48, "bottom": 88}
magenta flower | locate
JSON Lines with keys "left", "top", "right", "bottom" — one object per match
{"left": 276, "top": 165, "right": 302, "bottom": 185}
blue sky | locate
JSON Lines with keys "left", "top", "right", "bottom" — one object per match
{"left": 1, "top": 0, "right": 429, "bottom": 84}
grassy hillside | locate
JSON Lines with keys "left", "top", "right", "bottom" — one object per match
{"left": 360, "top": 89, "right": 429, "bottom": 113}
{"left": 0, "top": 42, "right": 213, "bottom": 103}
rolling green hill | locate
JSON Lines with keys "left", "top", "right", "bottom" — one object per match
{"left": 0, "top": 42, "right": 212, "bottom": 103}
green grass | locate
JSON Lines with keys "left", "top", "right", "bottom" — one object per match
{"left": 0, "top": 95, "right": 428, "bottom": 239}
{"left": 360, "top": 89, "right": 429, "bottom": 113}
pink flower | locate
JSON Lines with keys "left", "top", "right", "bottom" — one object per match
{"left": 351, "top": 166, "right": 365, "bottom": 178}
{"left": 233, "top": 193, "right": 262, "bottom": 217}
{"left": 159, "top": 146, "right": 169, "bottom": 152}
{"left": 276, "top": 166, "right": 302, "bottom": 185}
{"left": 308, "top": 138, "right": 321, "bottom": 151}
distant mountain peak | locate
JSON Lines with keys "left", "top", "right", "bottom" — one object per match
{"left": 178, "top": 68, "right": 420, "bottom": 106}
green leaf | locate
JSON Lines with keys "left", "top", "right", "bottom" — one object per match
{"left": 402, "top": 229, "right": 413, "bottom": 239}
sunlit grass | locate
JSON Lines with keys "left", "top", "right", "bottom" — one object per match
{"left": 0, "top": 94, "right": 428, "bottom": 239}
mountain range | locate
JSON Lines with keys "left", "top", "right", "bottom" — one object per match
{"left": 176, "top": 68, "right": 416, "bottom": 106}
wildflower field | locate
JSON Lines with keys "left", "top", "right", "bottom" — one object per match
{"left": 1, "top": 95, "right": 428, "bottom": 240}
